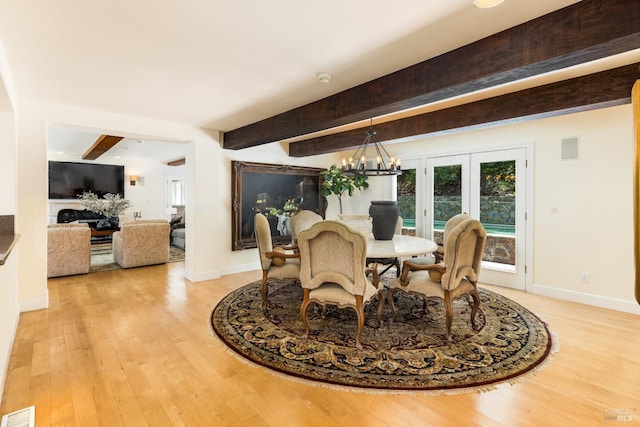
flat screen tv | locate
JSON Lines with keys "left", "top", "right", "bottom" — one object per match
{"left": 48, "top": 161, "right": 125, "bottom": 200}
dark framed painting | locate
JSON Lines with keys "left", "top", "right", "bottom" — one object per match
{"left": 231, "top": 161, "right": 326, "bottom": 251}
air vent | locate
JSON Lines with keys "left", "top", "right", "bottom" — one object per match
{"left": 1, "top": 406, "right": 35, "bottom": 427}
{"left": 561, "top": 137, "right": 579, "bottom": 160}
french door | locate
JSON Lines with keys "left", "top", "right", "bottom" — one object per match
{"left": 427, "top": 149, "right": 527, "bottom": 289}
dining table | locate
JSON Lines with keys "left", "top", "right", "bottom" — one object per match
{"left": 366, "top": 234, "right": 437, "bottom": 259}
{"left": 366, "top": 234, "right": 437, "bottom": 276}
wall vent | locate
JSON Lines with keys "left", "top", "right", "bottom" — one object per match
{"left": 561, "top": 137, "right": 579, "bottom": 160}
{"left": 1, "top": 406, "right": 35, "bottom": 427}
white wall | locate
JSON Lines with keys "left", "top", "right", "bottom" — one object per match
{"left": 364, "top": 104, "right": 638, "bottom": 313}
{"left": 0, "top": 113, "right": 18, "bottom": 403}
{"left": 0, "top": 40, "right": 19, "bottom": 406}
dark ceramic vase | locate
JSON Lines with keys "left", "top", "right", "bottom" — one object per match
{"left": 369, "top": 201, "right": 399, "bottom": 240}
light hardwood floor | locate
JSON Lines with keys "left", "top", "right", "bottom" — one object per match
{"left": 1, "top": 261, "right": 639, "bottom": 426}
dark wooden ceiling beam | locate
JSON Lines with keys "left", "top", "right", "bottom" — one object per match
{"left": 82, "top": 135, "right": 124, "bottom": 160}
{"left": 167, "top": 158, "right": 186, "bottom": 166}
{"left": 223, "top": 0, "right": 640, "bottom": 150}
{"left": 289, "top": 63, "right": 640, "bottom": 157}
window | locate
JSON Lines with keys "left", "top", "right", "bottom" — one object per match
{"left": 397, "top": 168, "right": 416, "bottom": 234}
{"left": 171, "top": 179, "right": 185, "bottom": 206}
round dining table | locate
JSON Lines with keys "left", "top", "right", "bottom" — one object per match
{"left": 366, "top": 234, "right": 437, "bottom": 258}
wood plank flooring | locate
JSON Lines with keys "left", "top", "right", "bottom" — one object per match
{"left": 1, "top": 262, "right": 639, "bottom": 426}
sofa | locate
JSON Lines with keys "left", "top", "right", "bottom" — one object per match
{"left": 112, "top": 220, "right": 170, "bottom": 268}
{"left": 47, "top": 223, "right": 91, "bottom": 278}
{"left": 171, "top": 226, "right": 185, "bottom": 249}
{"left": 170, "top": 205, "right": 185, "bottom": 249}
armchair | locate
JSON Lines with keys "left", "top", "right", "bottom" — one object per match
{"left": 297, "top": 220, "right": 384, "bottom": 349}
{"left": 47, "top": 223, "right": 91, "bottom": 278}
{"left": 434, "top": 213, "right": 470, "bottom": 263}
{"left": 387, "top": 216, "right": 487, "bottom": 341}
{"left": 290, "top": 210, "right": 323, "bottom": 244}
{"left": 112, "top": 220, "right": 170, "bottom": 268}
{"left": 255, "top": 213, "right": 301, "bottom": 310}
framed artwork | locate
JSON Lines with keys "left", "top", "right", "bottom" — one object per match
{"left": 231, "top": 161, "right": 326, "bottom": 250}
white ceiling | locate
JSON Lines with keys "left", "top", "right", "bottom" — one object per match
{"left": 0, "top": 0, "right": 607, "bottom": 161}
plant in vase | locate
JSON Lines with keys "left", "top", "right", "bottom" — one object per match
{"left": 320, "top": 164, "right": 369, "bottom": 214}
{"left": 78, "top": 191, "right": 132, "bottom": 229}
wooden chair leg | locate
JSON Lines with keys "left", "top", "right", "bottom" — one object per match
{"left": 300, "top": 289, "right": 311, "bottom": 339}
{"left": 470, "top": 288, "right": 481, "bottom": 330}
{"left": 260, "top": 271, "right": 269, "bottom": 311}
{"left": 386, "top": 288, "right": 398, "bottom": 324}
{"left": 376, "top": 290, "right": 385, "bottom": 327}
{"left": 444, "top": 291, "right": 453, "bottom": 342}
{"left": 354, "top": 295, "right": 365, "bottom": 350}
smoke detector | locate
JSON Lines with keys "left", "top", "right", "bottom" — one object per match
{"left": 317, "top": 72, "right": 332, "bottom": 83}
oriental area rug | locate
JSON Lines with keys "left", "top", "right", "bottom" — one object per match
{"left": 210, "top": 278, "right": 557, "bottom": 393}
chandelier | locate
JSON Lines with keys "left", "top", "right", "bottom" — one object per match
{"left": 341, "top": 119, "right": 401, "bottom": 176}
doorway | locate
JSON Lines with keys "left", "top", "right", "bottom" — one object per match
{"left": 398, "top": 147, "right": 530, "bottom": 290}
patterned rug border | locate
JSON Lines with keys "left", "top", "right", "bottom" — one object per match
{"left": 209, "top": 280, "right": 559, "bottom": 395}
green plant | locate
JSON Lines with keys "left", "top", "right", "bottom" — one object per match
{"left": 78, "top": 191, "right": 132, "bottom": 218}
{"left": 320, "top": 164, "right": 369, "bottom": 214}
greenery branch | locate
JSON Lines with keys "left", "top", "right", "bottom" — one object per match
{"left": 320, "top": 164, "right": 369, "bottom": 214}
{"left": 78, "top": 192, "right": 132, "bottom": 218}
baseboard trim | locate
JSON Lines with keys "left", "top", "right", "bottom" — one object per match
{"left": 532, "top": 283, "right": 640, "bottom": 315}
{"left": 184, "top": 269, "right": 221, "bottom": 283}
{"left": 19, "top": 296, "right": 48, "bottom": 312}
{"left": 183, "top": 262, "right": 260, "bottom": 283}
{"left": 220, "top": 262, "right": 260, "bottom": 277}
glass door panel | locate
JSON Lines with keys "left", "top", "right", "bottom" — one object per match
{"left": 479, "top": 160, "right": 516, "bottom": 257}
{"left": 433, "top": 164, "right": 463, "bottom": 232}
{"left": 397, "top": 167, "right": 416, "bottom": 235}
{"left": 426, "top": 155, "right": 469, "bottom": 244}
{"left": 396, "top": 158, "right": 424, "bottom": 236}
{"left": 427, "top": 150, "right": 526, "bottom": 290}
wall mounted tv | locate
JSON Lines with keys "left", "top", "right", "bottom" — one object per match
{"left": 48, "top": 161, "right": 125, "bottom": 200}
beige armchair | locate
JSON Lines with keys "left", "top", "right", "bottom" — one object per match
{"left": 434, "top": 213, "right": 470, "bottom": 263}
{"left": 297, "top": 220, "right": 384, "bottom": 349}
{"left": 387, "top": 216, "right": 487, "bottom": 341}
{"left": 47, "top": 223, "right": 91, "bottom": 278}
{"left": 290, "top": 210, "right": 323, "bottom": 244}
{"left": 255, "top": 213, "right": 301, "bottom": 310}
{"left": 112, "top": 220, "right": 170, "bottom": 268}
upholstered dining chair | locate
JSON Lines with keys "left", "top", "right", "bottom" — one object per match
{"left": 434, "top": 213, "right": 470, "bottom": 263}
{"left": 404, "top": 213, "right": 470, "bottom": 269}
{"left": 387, "top": 216, "right": 487, "bottom": 341}
{"left": 297, "top": 220, "right": 384, "bottom": 350}
{"left": 254, "top": 213, "right": 301, "bottom": 311}
{"left": 289, "top": 210, "right": 323, "bottom": 244}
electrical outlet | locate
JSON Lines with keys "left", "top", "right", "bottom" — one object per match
{"left": 579, "top": 272, "right": 589, "bottom": 283}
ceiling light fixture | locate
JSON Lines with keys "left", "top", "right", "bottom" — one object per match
{"left": 341, "top": 119, "right": 401, "bottom": 176}
{"left": 317, "top": 72, "right": 332, "bottom": 83}
{"left": 473, "top": 0, "right": 504, "bottom": 8}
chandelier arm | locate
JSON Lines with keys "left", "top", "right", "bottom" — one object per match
{"left": 340, "top": 119, "right": 401, "bottom": 176}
